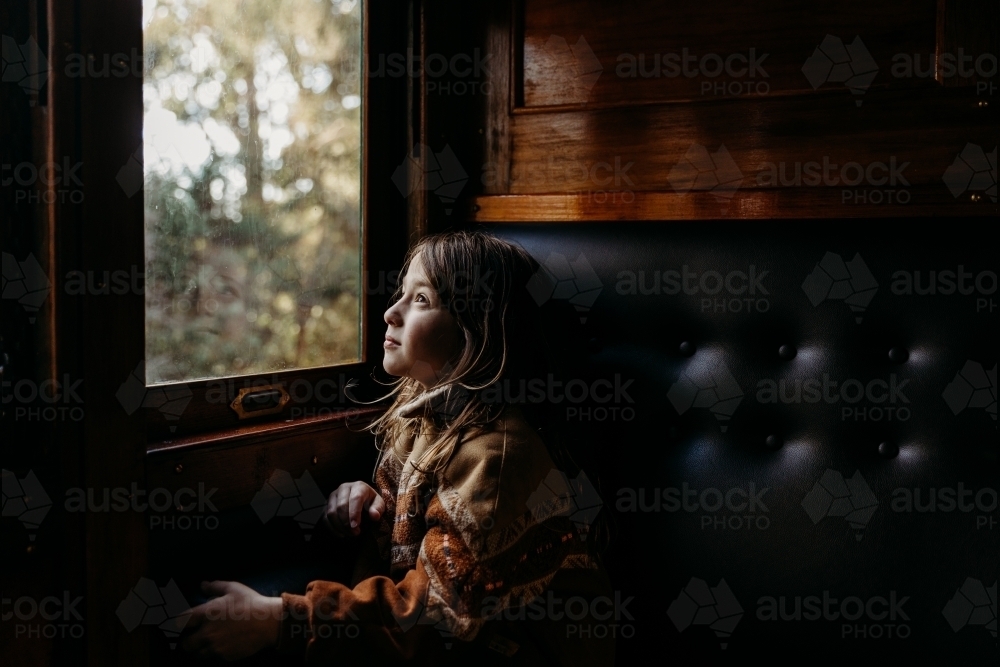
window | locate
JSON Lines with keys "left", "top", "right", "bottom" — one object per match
{"left": 141, "top": 0, "right": 363, "bottom": 384}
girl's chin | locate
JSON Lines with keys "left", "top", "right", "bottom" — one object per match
{"left": 382, "top": 359, "right": 405, "bottom": 377}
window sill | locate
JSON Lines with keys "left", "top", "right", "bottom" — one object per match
{"left": 147, "top": 405, "right": 388, "bottom": 458}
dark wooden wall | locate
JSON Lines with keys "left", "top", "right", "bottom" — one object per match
{"left": 425, "top": 0, "right": 998, "bottom": 224}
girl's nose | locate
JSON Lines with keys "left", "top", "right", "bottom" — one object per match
{"left": 384, "top": 300, "right": 402, "bottom": 326}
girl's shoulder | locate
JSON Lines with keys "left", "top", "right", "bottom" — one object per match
{"left": 450, "top": 406, "right": 548, "bottom": 471}
{"left": 441, "top": 406, "right": 557, "bottom": 526}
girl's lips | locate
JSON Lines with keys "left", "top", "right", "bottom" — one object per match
{"left": 384, "top": 336, "right": 400, "bottom": 348}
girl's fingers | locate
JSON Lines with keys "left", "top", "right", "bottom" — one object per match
{"left": 369, "top": 493, "right": 386, "bottom": 520}
{"left": 323, "top": 482, "right": 381, "bottom": 536}
{"left": 336, "top": 485, "right": 352, "bottom": 532}
{"left": 324, "top": 488, "right": 342, "bottom": 534}
{"left": 201, "top": 580, "right": 229, "bottom": 596}
{"left": 348, "top": 485, "right": 370, "bottom": 534}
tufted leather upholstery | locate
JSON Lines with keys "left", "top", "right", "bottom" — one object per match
{"left": 490, "top": 220, "right": 997, "bottom": 664}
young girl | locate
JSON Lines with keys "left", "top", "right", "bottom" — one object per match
{"left": 181, "top": 230, "right": 613, "bottom": 665}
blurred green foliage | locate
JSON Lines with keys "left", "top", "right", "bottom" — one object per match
{"left": 143, "top": 0, "right": 362, "bottom": 383}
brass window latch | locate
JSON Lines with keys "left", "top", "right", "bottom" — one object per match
{"left": 230, "top": 384, "right": 291, "bottom": 419}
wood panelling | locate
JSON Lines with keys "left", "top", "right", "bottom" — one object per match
{"left": 482, "top": 0, "right": 515, "bottom": 194}
{"left": 146, "top": 410, "right": 381, "bottom": 512}
{"left": 470, "top": 83, "right": 996, "bottom": 219}
{"left": 522, "top": 0, "right": 939, "bottom": 108}
{"left": 78, "top": 0, "right": 149, "bottom": 662}
{"left": 466, "top": 0, "right": 998, "bottom": 219}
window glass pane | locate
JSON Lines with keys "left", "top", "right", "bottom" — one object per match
{"left": 142, "top": 0, "right": 362, "bottom": 384}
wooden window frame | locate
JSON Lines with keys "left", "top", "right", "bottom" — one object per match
{"left": 39, "top": 1, "right": 423, "bottom": 665}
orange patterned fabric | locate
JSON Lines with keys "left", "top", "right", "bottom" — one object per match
{"left": 277, "top": 401, "right": 611, "bottom": 664}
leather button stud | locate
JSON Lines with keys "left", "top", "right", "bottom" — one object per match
{"left": 888, "top": 347, "right": 908, "bottom": 364}
{"left": 878, "top": 441, "right": 899, "bottom": 459}
{"left": 765, "top": 434, "right": 783, "bottom": 450}
{"left": 778, "top": 344, "right": 797, "bottom": 360}
{"left": 679, "top": 341, "right": 696, "bottom": 357}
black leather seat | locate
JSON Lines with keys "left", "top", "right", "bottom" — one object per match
{"left": 491, "top": 220, "right": 997, "bottom": 663}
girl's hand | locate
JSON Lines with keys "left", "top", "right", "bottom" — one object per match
{"left": 325, "top": 481, "right": 386, "bottom": 536}
{"left": 181, "top": 581, "right": 283, "bottom": 661}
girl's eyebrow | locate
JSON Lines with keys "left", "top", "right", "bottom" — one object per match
{"left": 404, "top": 275, "right": 432, "bottom": 289}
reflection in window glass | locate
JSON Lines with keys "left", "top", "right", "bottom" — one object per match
{"left": 143, "top": 0, "right": 362, "bottom": 384}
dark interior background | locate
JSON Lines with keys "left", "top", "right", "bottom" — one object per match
{"left": 2, "top": 0, "right": 996, "bottom": 665}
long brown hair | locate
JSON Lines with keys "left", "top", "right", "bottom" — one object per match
{"left": 369, "top": 230, "right": 548, "bottom": 474}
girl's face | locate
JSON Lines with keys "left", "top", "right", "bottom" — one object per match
{"left": 383, "top": 250, "right": 464, "bottom": 387}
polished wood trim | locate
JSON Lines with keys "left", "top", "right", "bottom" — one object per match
{"left": 509, "top": 84, "right": 921, "bottom": 116}
{"left": 146, "top": 411, "right": 381, "bottom": 514}
{"left": 469, "top": 187, "right": 997, "bottom": 222}
{"left": 147, "top": 406, "right": 385, "bottom": 457}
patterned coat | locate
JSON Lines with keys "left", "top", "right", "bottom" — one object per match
{"left": 277, "top": 387, "right": 614, "bottom": 665}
